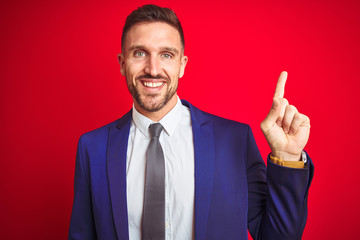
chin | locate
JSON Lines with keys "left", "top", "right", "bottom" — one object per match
{"left": 138, "top": 95, "right": 167, "bottom": 113}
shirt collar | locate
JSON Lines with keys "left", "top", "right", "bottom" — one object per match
{"left": 132, "top": 96, "right": 183, "bottom": 138}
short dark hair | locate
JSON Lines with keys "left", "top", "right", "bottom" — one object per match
{"left": 121, "top": 4, "right": 185, "bottom": 51}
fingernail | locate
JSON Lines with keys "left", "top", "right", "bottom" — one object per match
{"left": 284, "top": 127, "right": 289, "bottom": 133}
{"left": 277, "top": 120, "right": 282, "bottom": 127}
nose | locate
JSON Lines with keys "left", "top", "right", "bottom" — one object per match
{"left": 145, "top": 55, "right": 161, "bottom": 77}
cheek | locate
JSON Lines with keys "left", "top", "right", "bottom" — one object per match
{"left": 124, "top": 65, "right": 139, "bottom": 80}
{"left": 164, "top": 63, "right": 181, "bottom": 77}
{"left": 125, "top": 60, "right": 145, "bottom": 73}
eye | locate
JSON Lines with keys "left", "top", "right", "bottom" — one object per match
{"left": 161, "top": 53, "right": 172, "bottom": 59}
{"left": 134, "top": 51, "right": 146, "bottom": 57}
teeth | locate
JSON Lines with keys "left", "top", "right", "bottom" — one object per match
{"left": 143, "top": 82, "right": 164, "bottom": 87}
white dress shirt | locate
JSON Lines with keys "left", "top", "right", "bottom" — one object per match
{"left": 126, "top": 96, "right": 195, "bottom": 240}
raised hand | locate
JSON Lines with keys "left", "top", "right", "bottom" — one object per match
{"left": 260, "top": 71, "right": 310, "bottom": 161}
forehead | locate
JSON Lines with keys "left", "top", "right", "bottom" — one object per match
{"left": 123, "top": 22, "right": 182, "bottom": 52}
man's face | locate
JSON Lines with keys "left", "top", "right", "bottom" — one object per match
{"left": 119, "top": 22, "right": 188, "bottom": 113}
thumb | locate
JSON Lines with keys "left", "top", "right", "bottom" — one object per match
{"left": 262, "top": 98, "right": 280, "bottom": 128}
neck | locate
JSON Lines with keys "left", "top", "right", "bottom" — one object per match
{"left": 134, "top": 94, "right": 178, "bottom": 122}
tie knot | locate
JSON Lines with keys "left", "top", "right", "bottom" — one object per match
{"left": 149, "top": 123, "right": 163, "bottom": 138}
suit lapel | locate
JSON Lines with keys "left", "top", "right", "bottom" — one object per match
{"left": 182, "top": 100, "right": 215, "bottom": 240}
{"left": 107, "top": 102, "right": 215, "bottom": 240}
{"left": 107, "top": 110, "right": 132, "bottom": 240}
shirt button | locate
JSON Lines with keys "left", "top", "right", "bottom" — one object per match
{"left": 165, "top": 222, "right": 170, "bottom": 228}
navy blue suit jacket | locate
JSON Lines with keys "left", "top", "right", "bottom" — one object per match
{"left": 69, "top": 100, "right": 314, "bottom": 240}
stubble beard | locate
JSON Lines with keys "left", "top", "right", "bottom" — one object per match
{"left": 127, "top": 78, "right": 178, "bottom": 113}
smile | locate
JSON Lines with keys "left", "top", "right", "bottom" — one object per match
{"left": 143, "top": 82, "right": 164, "bottom": 88}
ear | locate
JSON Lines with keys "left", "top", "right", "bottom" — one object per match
{"left": 117, "top": 53, "right": 125, "bottom": 76}
{"left": 179, "top": 55, "right": 188, "bottom": 78}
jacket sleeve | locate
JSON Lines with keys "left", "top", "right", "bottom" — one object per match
{"left": 68, "top": 136, "right": 97, "bottom": 240}
{"left": 246, "top": 126, "right": 314, "bottom": 240}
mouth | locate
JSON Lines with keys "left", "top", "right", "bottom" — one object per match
{"left": 142, "top": 81, "right": 165, "bottom": 88}
{"left": 139, "top": 79, "right": 167, "bottom": 92}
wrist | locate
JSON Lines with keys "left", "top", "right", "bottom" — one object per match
{"left": 271, "top": 151, "right": 301, "bottom": 162}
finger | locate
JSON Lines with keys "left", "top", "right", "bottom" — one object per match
{"left": 288, "top": 112, "right": 302, "bottom": 135}
{"left": 273, "top": 71, "right": 288, "bottom": 99}
{"left": 290, "top": 113, "right": 311, "bottom": 135}
{"left": 261, "top": 97, "right": 288, "bottom": 129}
{"left": 281, "top": 105, "right": 298, "bottom": 134}
{"left": 275, "top": 98, "right": 289, "bottom": 127}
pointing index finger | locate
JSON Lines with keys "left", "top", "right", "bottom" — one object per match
{"left": 274, "top": 71, "right": 288, "bottom": 99}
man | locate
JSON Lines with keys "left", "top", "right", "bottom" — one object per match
{"left": 69, "top": 4, "right": 313, "bottom": 240}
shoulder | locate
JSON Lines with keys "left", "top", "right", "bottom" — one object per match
{"left": 204, "top": 110, "right": 249, "bottom": 129}
{"left": 182, "top": 99, "right": 251, "bottom": 132}
{"left": 201, "top": 110, "right": 253, "bottom": 141}
{"left": 79, "top": 110, "right": 132, "bottom": 144}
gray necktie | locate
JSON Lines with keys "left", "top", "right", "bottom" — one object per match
{"left": 142, "top": 123, "right": 165, "bottom": 240}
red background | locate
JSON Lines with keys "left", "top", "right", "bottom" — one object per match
{"left": 1, "top": 0, "right": 359, "bottom": 239}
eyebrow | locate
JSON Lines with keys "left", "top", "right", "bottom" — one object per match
{"left": 159, "top": 47, "right": 179, "bottom": 55}
{"left": 128, "top": 45, "right": 145, "bottom": 52}
{"left": 128, "top": 45, "right": 180, "bottom": 55}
